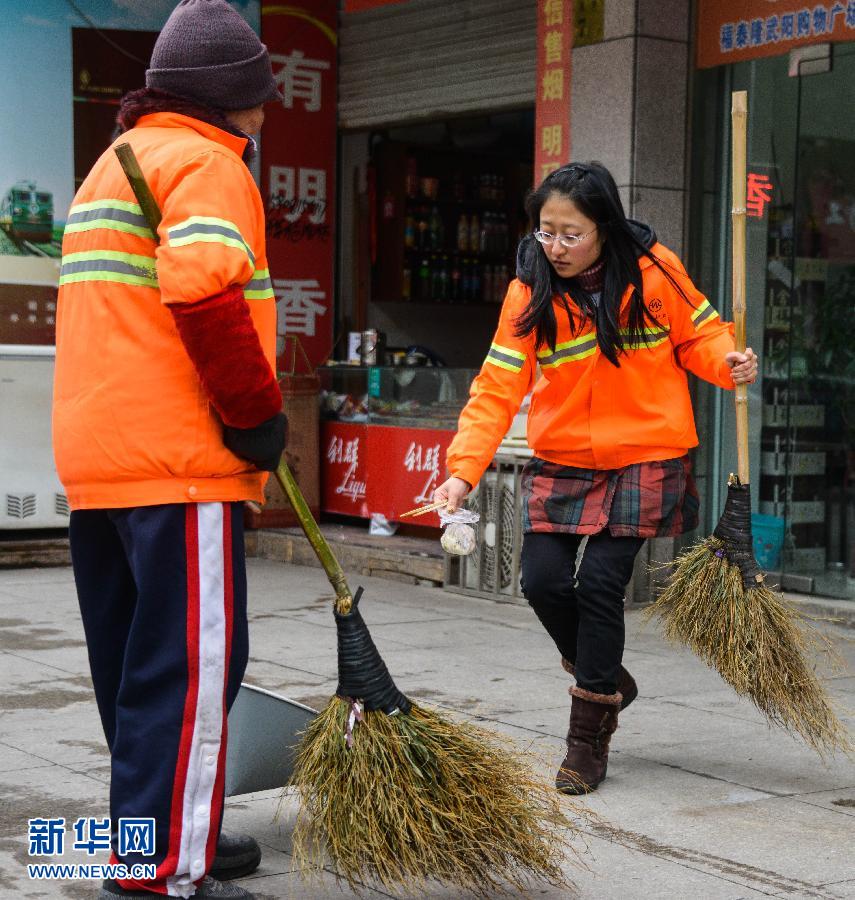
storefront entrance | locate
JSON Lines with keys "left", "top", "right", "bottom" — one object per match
{"left": 692, "top": 43, "right": 855, "bottom": 598}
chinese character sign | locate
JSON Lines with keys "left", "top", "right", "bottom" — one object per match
{"left": 697, "top": 1, "right": 855, "bottom": 68}
{"left": 535, "top": 0, "right": 573, "bottom": 184}
{"left": 746, "top": 173, "right": 774, "bottom": 218}
{"left": 261, "top": 2, "right": 337, "bottom": 369}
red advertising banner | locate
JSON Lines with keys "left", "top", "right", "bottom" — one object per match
{"left": 321, "top": 423, "right": 454, "bottom": 526}
{"left": 261, "top": 2, "right": 337, "bottom": 370}
{"left": 366, "top": 426, "right": 454, "bottom": 526}
{"left": 697, "top": 1, "right": 855, "bottom": 69}
{"left": 322, "top": 422, "right": 370, "bottom": 518}
{"left": 535, "top": 0, "right": 574, "bottom": 184}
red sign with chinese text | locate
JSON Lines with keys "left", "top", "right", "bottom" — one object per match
{"left": 261, "top": 2, "right": 337, "bottom": 370}
{"left": 321, "top": 422, "right": 370, "bottom": 518}
{"left": 366, "top": 426, "right": 454, "bottom": 526}
{"left": 697, "top": 1, "right": 855, "bottom": 69}
{"left": 321, "top": 423, "right": 454, "bottom": 526}
{"left": 535, "top": 0, "right": 573, "bottom": 184}
{"left": 747, "top": 172, "right": 774, "bottom": 218}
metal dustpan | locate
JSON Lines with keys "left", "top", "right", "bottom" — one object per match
{"left": 225, "top": 683, "right": 317, "bottom": 796}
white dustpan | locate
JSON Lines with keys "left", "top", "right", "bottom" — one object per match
{"left": 225, "top": 683, "right": 317, "bottom": 796}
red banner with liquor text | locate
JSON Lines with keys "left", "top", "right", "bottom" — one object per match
{"left": 697, "top": 1, "right": 855, "bottom": 69}
{"left": 535, "top": 0, "right": 573, "bottom": 185}
{"left": 261, "top": 2, "right": 337, "bottom": 370}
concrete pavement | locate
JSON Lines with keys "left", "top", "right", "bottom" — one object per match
{"left": 1, "top": 558, "right": 853, "bottom": 899}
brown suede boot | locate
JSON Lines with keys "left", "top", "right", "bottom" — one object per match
{"left": 556, "top": 686, "right": 622, "bottom": 795}
{"left": 561, "top": 657, "right": 638, "bottom": 711}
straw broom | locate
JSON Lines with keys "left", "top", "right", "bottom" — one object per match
{"left": 646, "top": 93, "right": 851, "bottom": 757}
{"left": 114, "top": 144, "right": 581, "bottom": 895}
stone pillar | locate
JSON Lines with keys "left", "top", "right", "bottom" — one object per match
{"left": 571, "top": 0, "right": 692, "bottom": 255}
{"left": 571, "top": 0, "right": 693, "bottom": 604}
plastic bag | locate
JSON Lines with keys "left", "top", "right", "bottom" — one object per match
{"left": 438, "top": 507, "right": 480, "bottom": 556}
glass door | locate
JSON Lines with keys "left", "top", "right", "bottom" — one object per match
{"left": 690, "top": 44, "right": 855, "bottom": 599}
{"left": 777, "top": 45, "right": 855, "bottom": 597}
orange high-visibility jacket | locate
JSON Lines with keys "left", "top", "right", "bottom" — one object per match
{"left": 53, "top": 112, "right": 276, "bottom": 509}
{"left": 447, "top": 244, "right": 736, "bottom": 489}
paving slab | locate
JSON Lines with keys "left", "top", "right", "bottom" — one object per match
{"left": 0, "top": 559, "right": 852, "bottom": 900}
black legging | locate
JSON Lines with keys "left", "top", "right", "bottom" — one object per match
{"left": 520, "top": 530, "right": 644, "bottom": 695}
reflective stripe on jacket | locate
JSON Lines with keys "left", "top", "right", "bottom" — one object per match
{"left": 53, "top": 112, "right": 276, "bottom": 509}
{"left": 447, "top": 244, "right": 736, "bottom": 489}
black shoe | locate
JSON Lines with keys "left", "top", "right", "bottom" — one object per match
{"left": 210, "top": 832, "right": 262, "bottom": 881}
{"left": 98, "top": 875, "right": 255, "bottom": 898}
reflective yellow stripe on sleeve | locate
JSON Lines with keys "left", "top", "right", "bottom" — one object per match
{"left": 691, "top": 298, "right": 719, "bottom": 330}
{"left": 243, "top": 267, "right": 274, "bottom": 300}
{"left": 167, "top": 216, "right": 255, "bottom": 266}
{"left": 64, "top": 200, "right": 152, "bottom": 238}
{"left": 485, "top": 342, "right": 526, "bottom": 373}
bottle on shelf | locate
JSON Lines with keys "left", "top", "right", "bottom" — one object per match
{"left": 469, "top": 213, "right": 480, "bottom": 255}
{"left": 438, "top": 255, "right": 450, "bottom": 301}
{"left": 470, "top": 261, "right": 481, "bottom": 302}
{"left": 429, "top": 205, "right": 444, "bottom": 250}
{"left": 416, "top": 211, "right": 429, "bottom": 251}
{"left": 480, "top": 212, "right": 491, "bottom": 254}
{"left": 417, "top": 257, "right": 431, "bottom": 301}
{"left": 405, "top": 157, "right": 418, "bottom": 199}
{"left": 404, "top": 213, "right": 415, "bottom": 249}
{"left": 450, "top": 258, "right": 461, "bottom": 302}
{"left": 461, "top": 259, "right": 472, "bottom": 302}
{"left": 483, "top": 265, "right": 493, "bottom": 305}
{"left": 402, "top": 265, "right": 411, "bottom": 301}
{"left": 456, "top": 213, "right": 469, "bottom": 252}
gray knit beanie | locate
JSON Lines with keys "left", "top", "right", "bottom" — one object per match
{"left": 146, "top": 0, "right": 281, "bottom": 110}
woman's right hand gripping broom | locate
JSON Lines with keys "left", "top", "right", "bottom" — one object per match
{"left": 433, "top": 476, "right": 471, "bottom": 513}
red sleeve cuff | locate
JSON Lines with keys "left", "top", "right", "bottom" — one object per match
{"left": 168, "top": 285, "right": 281, "bottom": 428}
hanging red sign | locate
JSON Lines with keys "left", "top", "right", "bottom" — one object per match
{"left": 697, "top": 1, "right": 855, "bottom": 69}
{"left": 261, "top": 2, "right": 337, "bottom": 370}
{"left": 535, "top": 0, "right": 574, "bottom": 184}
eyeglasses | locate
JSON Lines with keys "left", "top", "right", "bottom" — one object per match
{"left": 533, "top": 228, "right": 596, "bottom": 249}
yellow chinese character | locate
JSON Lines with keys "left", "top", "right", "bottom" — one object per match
{"left": 544, "top": 30, "right": 562, "bottom": 65}
{"left": 544, "top": 0, "right": 563, "bottom": 28}
{"left": 541, "top": 124, "right": 562, "bottom": 157}
{"left": 542, "top": 68, "right": 564, "bottom": 102}
{"left": 541, "top": 162, "right": 560, "bottom": 180}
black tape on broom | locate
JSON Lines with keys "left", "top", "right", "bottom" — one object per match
{"left": 712, "top": 481, "right": 763, "bottom": 590}
{"left": 335, "top": 588, "right": 412, "bottom": 715}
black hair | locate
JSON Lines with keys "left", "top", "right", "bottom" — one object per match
{"left": 515, "top": 161, "right": 694, "bottom": 365}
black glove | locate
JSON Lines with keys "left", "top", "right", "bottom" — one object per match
{"left": 223, "top": 412, "right": 287, "bottom": 472}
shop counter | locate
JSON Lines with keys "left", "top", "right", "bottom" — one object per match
{"left": 319, "top": 365, "right": 478, "bottom": 527}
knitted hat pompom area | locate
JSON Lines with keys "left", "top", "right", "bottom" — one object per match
{"left": 146, "top": 0, "right": 281, "bottom": 111}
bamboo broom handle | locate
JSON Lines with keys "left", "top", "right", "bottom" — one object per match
{"left": 274, "top": 462, "right": 353, "bottom": 613}
{"left": 114, "top": 143, "right": 354, "bottom": 615}
{"left": 731, "top": 91, "right": 749, "bottom": 485}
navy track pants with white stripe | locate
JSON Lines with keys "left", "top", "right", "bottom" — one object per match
{"left": 70, "top": 502, "right": 248, "bottom": 897}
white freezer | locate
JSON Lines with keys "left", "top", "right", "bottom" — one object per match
{"left": 0, "top": 344, "right": 68, "bottom": 529}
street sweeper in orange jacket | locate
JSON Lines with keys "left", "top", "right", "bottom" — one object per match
{"left": 52, "top": 2, "right": 285, "bottom": 898}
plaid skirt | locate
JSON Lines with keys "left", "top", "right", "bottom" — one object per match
{"left": 521, "top": 455, "right": 699, "bottom": 537}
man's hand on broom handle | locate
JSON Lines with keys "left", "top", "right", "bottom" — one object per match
{"left": 725, "top": 346, "right": 758, "bottom": 385}
{"left": 433, "top": 476, "right": 471, "bottom": 514}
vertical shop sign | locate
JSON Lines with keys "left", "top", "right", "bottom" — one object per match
{"left": 697, "top": 1, "right": 855, "bottom": 68}
{"left": 261, "top": 2, "right": 337, "bottom": 370}
{"left": 535, "top": 0, "right": 573, "bottom": 183}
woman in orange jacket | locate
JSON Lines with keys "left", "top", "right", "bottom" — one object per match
{"left": 434, "top": 162, "right": 758, "bottom": 795}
